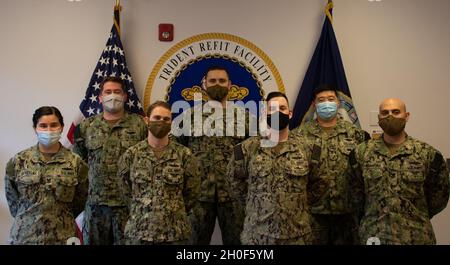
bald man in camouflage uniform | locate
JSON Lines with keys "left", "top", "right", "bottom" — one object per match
{"left": 73, "top": 77, "right": 147, "bottom": 245}
{"left": 349, "top": 98, "right": 449, "bottom": 244}
{"left": 176, "top": 66, "right": 252, "bottom": 245}
{"left": 118, "top": 101, "right": 201, "bottom": 245}
{"left": 227, "top": 92, "right": 313, "bottom": 244}
{"left": 5, "top": 145, "right": 88, "bottom": 244}
{"left": 291, "top": 85, "right": 370, "bottom": 245}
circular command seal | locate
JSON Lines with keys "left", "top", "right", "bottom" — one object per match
{"left": 144, "top": 32, "right": 285, "bottom": 117}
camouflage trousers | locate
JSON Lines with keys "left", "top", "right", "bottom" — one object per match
{"left": 310, "top": 213, "right": 359, "bottom": 245}
{"left": 83, "top": 204, "right": 129, "bottom": 245}
{"left": 125, "top": 238, "right": 188, "bottom": 245}
{"left": 241, "top": 232, "right": 314, "bottom": 245}
{"left": 190, "top": 200, "right": 244, "bottom": 245}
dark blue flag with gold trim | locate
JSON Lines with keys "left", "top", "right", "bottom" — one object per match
{"left": 290, "top": 0, "right": 360, "bottom": 129}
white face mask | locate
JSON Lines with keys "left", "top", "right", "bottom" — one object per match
{"left": 102, "top": 93, "right": 124, "bottom": 113}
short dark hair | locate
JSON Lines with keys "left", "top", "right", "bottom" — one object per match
{"left": 146, "top": 100, "right": 172, "bottom": 117}
{"left": 265, "top": 91, "right": 289, "bottom": 106}
{"left": 32, "top": 106, "right": 64, "bottom": 127}
{"left": 204, "top": 66, "right": 230, "bottom": 79}
{"left": 100, "top": 76, "right": 126, "bottom": 93}
{"left": 313, "top": 84, "right": 339, "bottom": 100}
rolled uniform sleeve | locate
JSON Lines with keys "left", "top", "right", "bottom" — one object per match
{"left": 425, "top": 151, "right": 450, "bottom": 218}
{"left": 182, "top": 151, "right": 201, "bottom": 213}
{"left": 5, "top": 157, "right": 19, "bottom": 218}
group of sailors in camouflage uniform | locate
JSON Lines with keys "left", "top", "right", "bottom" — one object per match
{"left": 5, "top": 66, "right": 449, "bottom": 245}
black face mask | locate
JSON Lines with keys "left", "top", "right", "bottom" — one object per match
{"left": 267, "top": 111, "right": 290, "bottom": 131}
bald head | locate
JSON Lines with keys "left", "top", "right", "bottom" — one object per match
{"left": 379, "top": 98, "right": 406, "bottom": 112}
{"left": 379, "top": 98, "right": 409, "bottom": 120}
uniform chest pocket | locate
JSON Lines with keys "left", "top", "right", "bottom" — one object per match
{"left": 402, "top": 170, "right": 425, "bottom": 182}
{"left": 16, "top": 170, "right": 41, "bottom": 195}
{"left": 249, "top": 155, "right": 272, "bottom": 177}
{"left": 363, "top": 166, "right": 383, "bottom": 194}
{"left": 162, "top": 165, "right": 184, "bottom": 186}
{"left": 132, "top": 166, "right": 151, "bottom": 183}
{"left": 55, "top": 173, "right": 78, "bottom": 203}
{"left": 86, "top": 133, "right": 105, "bottom": 150}
{"left": 402, "top": 161, "right": 425, "bottom": 182}
{"left": 284, "top": 158, "right": 308, "bottom": 192}
{"left": 400, "top": 167, "right": 425, "bottom": 198}
{"left": 338, "top": 138, "right": 357, "bottom": 156}
{"left": 121, "top": 131, "right": 142, "bottom": 149}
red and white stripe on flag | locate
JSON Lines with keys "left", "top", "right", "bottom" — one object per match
{"left": 75, "top": 211, "right": 85, "bottom": 245}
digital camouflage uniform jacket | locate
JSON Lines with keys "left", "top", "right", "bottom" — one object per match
{"left": 227, "top": 136, "right": 313, "bottom": 243}
{"left": 73, "top": 112, "right": 147, "bottom": 206}
{"left": 292, "top": 118, "right": 369, "bottom": 214}
{"left": 176, "top": 102, "right": 253, "bottom": 203}
{"left": 5, "top": 144, "right": 88, "bottom": 244}
{"left": 350, "top": 135, "right": 449, "bottom": 244}
{"left": 118, "top": 139, "right": 201, "bottom": 243}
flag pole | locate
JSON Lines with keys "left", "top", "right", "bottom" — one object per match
{"left": 114, "top": 0, "right": 121, "bottom": 37}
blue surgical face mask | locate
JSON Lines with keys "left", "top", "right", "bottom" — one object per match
{"left": 316, "top": 101, "right": 338, "bottom": 120}
{"left": 36, "top": 131, "right": 61, "bottom": 147}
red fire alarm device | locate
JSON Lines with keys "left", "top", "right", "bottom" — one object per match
{"left": 159, "top": 23, "right": 174, "bottom": 41}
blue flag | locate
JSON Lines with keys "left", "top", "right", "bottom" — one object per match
{"left": 290, "top": 0, "right": 360, "bottom": 129}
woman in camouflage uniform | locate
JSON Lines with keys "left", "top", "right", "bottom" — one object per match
{"left": 5, "top": 106, "right": 88, "bottom": 244}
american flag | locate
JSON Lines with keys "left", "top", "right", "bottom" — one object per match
{"left": 64, "top": 3, "right": 143, "bottom": 146}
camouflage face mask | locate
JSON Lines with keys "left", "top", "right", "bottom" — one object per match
{"left": 148, "top": 121, "right": 171, "bottom": 139}
{"left": 206, "top": 84, "right": 228, "bottom": 101}
{"left": 378, "top": 115, "right": 406, "bottom": 136}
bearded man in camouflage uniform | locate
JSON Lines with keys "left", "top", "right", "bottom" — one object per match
{"left": 118, "top": 101, "right": 200, "bottom": 245}
{"left": 176, "top": 66, "right": 252, "bottom": 245}
{"left": 73, "top": 76, "right": 147, "bottom": 245}
{"left": 291, "top": 85, "right": 370, "bottom": 245}
{"left": 227, "top": 92, "right": 314, "bottom": 245}
{"left": 349, "top": 98, "right": 449, "bottom": 244}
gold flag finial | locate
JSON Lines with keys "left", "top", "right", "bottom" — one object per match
{"left": 115, "top": 0, "right": 122, "bottom": 11}
{"left": 114, "top": 0, "right": 121, "bottom": 37}
{"left": 325, "top": 0, "right": 333, "bottom": 23}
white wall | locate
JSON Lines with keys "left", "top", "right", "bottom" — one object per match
{"left": 1, "top": 0, "right": 449, "bottom": 244}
